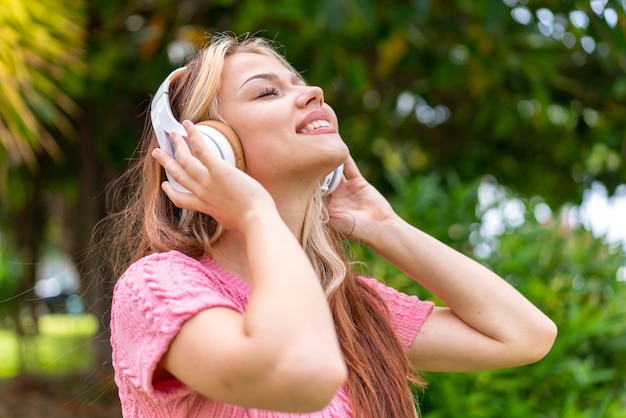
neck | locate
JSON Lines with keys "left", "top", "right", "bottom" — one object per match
{"left": 210, "top": 195, "right": 310, "bottom": 282}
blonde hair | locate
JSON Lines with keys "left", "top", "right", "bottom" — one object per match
{"left": 100, "top": 33, "right": 425, "bottom": 417}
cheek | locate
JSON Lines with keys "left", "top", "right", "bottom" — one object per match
{"left": 220, "top": 104, "right": 296, "bottom": 160}
{"left": 237, "top": 130, "right": 297, "bottom": 176}
{"left": 323, "top": 104, "right": 339, "bottom": 127}
{"left": 237, "top": 119, "right": 293, "bottom": 150}
{"left": 236, "top": 130, "right": 272, "bottom": 167}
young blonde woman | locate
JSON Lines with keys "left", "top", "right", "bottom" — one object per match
{"left": 107, "top": 33, "right": 557, "bottom": 418}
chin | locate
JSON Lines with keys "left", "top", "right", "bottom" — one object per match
{"left": 332, "top": 142, "right": 350, "bottom": 166}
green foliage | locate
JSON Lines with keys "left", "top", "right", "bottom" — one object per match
{"left": 0, "top": 245, "right": 22, "bottom": 317}
{"left": 359, "top": 171, "right": 626, "bottom": 417}
{"left": 211, "top": 0, "right": 626, "bottom": 206}
{"left": 61, "top": 0, "right": 626, "bottom": 206}
{"left": 0, "top": 314, "right": 99, "bottom": 378}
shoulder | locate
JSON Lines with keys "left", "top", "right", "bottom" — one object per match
{"left": 111, "top": 251, "right": 246, "bottom": 360}
{"left": 117, "top": 250, "right": 219, "bottom": 288}
{"left": 113, "top": 250, "right": 239, "bottom": 310}
{"left": 357, "top": 276, "right": 415, "bottom": 304}
{"left": 110, "top": 251, "right": 243, "bottom": 398}
{"left": 357, "top": 275, "right": 433, "bottom": 314}
{"left": 120, "top": 250, "right": 204, "bottom": 279}
{"left": 357, "top": 276, "right": 434, "bottom": 348}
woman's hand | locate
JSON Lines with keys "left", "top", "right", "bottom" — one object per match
{"left": 151, "top": 120, "right": 275, "bottom": 233}
{"left": 326, "top": 156, "right": 397, "bottom": 243}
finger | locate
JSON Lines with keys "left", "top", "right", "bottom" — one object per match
{"left": 160, "top": 180, "right": 201, "bottom": 211}
{"left": 181, "top": 120, "right": 233, "bottom": 174}
{"left": 172, "top": 121, "right": 217, "bottom": 168}
{"left": 152, "top": 141, "right": 199, "bottom": 192}
{"left": 342, "top": 156, "right": 363, "bottom": 180}
{"left": 182, "top": 120, "right": 215, "bottom": 161}
{"left": 152, "top": 146, "right": 182, "bottom": 173}
{"left": 168, "top": 124, "right": 193, "bottom": 159}
{"left": 173, "top": 126, "right": 227, "bottom": 185}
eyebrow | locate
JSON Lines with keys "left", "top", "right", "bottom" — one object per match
{"left": 239, "top": 72, "right": 306, "bottom": 89}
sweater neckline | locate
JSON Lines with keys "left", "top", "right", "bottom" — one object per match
{"left": 200, "top": 256, "right": 252, "bottom": 294}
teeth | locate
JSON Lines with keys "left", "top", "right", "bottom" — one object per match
{"left": 300, "top": 119, "right": 331, "bottom": 133}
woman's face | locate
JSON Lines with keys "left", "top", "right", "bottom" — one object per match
{"left": 217, "top": 52, "right": 349, "bottom": 194}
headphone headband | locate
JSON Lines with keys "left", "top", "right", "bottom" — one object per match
{"left": 150, "top": 67, "right": 188, "bottom": 158}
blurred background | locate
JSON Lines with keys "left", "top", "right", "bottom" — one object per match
{"left": 1, "top": 0, "right": 625, "bottom": 417}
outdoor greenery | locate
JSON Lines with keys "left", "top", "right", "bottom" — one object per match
{"left": 358, "top": 172, "right": 626, "bottom": 417}
{"left": 1, "top": 0, "right": 625, "bottom": 416}
{"left": 0, "top": 314, "right": 98, "bottom": 378}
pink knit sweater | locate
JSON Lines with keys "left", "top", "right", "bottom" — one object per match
{"left": 111, "top": 250, "right": 434, "bottom": 417}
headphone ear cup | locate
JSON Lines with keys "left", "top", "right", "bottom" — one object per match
{"left": 321, "top": 164, "right": 344, "bottom": 196}
{"left": 195, "top": 120, "right": 246, "bottom": 171}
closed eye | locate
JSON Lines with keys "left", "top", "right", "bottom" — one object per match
{"left": 258, "top": 86, "right": 279, "bottom": 98}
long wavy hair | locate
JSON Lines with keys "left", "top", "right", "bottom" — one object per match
{"left": 100, "top": 33, "right": 426, "bottom": 418}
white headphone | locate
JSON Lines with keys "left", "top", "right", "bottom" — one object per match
{"left": 150, "top": 67, "right": 344, "bottom": 195}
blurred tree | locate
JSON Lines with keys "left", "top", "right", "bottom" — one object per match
{"left": 73, "top": 0, "right": 626, "bottom": 208}
{"left": 278, "top": 0, "right": 626, "bottom": 208}
{"left": 0, "top": 0, "right": 86, "bottom": 173}
{"left": 0, "top": 0, "right": 87, "bottom": 368}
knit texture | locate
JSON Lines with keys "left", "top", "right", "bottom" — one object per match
{"left": 111, "top": 250, "right": 434, "bottom": 417}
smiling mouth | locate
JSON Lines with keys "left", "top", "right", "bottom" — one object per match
{"left": 298, "top": 119, "right": 332, "bottom": 134}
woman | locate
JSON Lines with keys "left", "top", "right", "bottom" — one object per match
{"left": 107, "top": 33, "right": 557, "bottom": 418}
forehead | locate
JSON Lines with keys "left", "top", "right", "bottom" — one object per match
{"left": 221, "top": 52, "right": 301, "bottom": 87}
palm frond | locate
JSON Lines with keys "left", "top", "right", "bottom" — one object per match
{"left": 0, "top": 0, "right": 87, "bottom": 170}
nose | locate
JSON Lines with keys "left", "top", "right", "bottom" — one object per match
{"left": 297, "top": 85, "right": 324, "bottom": 108}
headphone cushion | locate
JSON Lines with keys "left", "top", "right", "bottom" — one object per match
{"left": 195, "top": 120, "right": 246, "bottom": 171}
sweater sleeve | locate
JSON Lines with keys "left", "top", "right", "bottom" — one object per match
{"left": 110, "top": 251, "right": 244, "bottom": 400}
{"left": 359, "top": 277, "right": 434, "bottom": 349}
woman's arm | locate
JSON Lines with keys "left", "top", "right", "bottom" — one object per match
{"left": 328, "top": 157, "right": 557, "bottom": 372}
{"left": 365, "top": 218, "right": 557, "bottom": 372}
{"left": 153, "top": 121, "right": 347, "bottom": 411}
